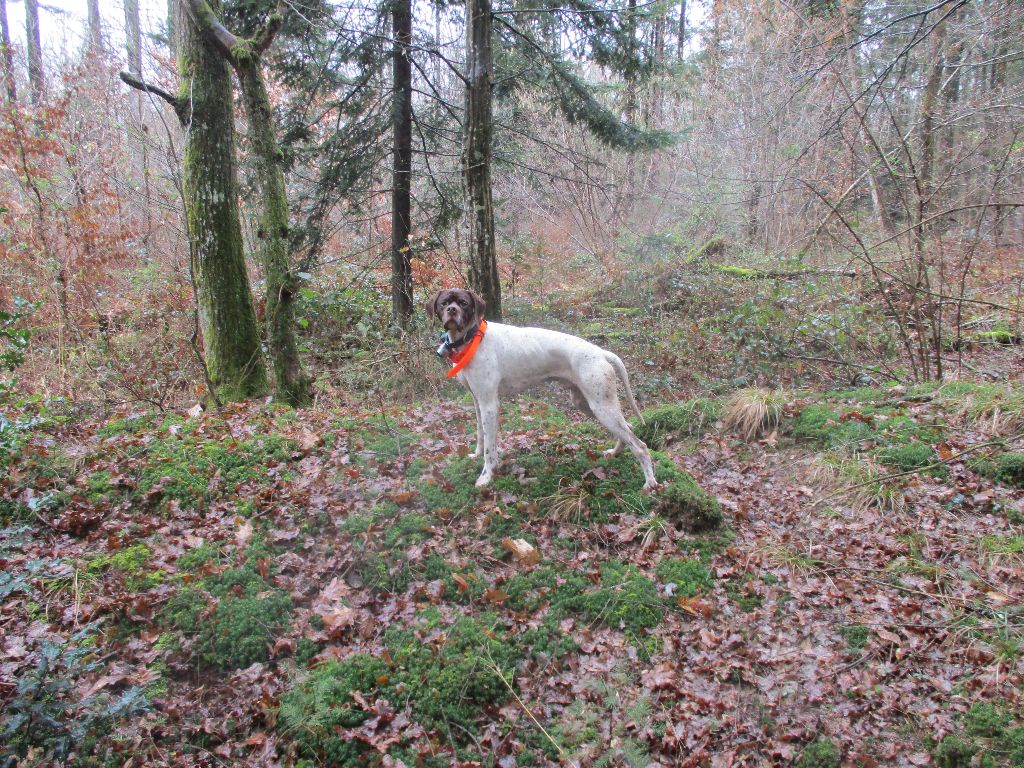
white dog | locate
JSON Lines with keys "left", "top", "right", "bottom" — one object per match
{"left": 427, "top": 288, "right": 657, "bottom": 490}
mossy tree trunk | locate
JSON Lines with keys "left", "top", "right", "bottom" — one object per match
{"left": 187, "top": 0, "right": 312, "bottom": 406}
{"left": 177, "top": 0, "right": 268, "bottom": 402}
{"left": 463, "top": 0, "right": 501, "bottom": 320}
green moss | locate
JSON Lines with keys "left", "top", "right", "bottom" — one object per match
{"left": 555, "top": 560, "right": 663, "bottom": 638}
{"left": 634, "top": 399, "right": 722, "bottom": 447}
{"left": 278, "top": 654, "right": 390, "bottom": 766}
{"left": 654, "top": 478, "right": 723, "bottom": 532}
{"left": 164, "top": 546, "right": 292, "bottom": 670}
{"left": 796, "top": 738, "right": 841, "bottom": 768}
{"left": 791, "top": 404, "right": 873, "bottom": 447}
{"left": 932, "top": 702, "right": 1024, "bottom": 767}
{"left": 965, "top": 702, "right": 1012, "bottom": 738}
{"left": 357, "top": 551, "right": 411, "bottom": 594}
{"left": 136, "top": 426, "right": 296, "bottom": 511}
{"left": 718, "top": 265, "right": 758, "bottom": 278}
{"left": 979, "top": 534, "right": 1024, "bottom": 556}
{"left": 88, "top": 544, "right": 162, "bottom": 590}
{"left": 874, "top": 441, "right": 943, "bottom": 475}
{"left": 839, "top": 624, "right": 871, "bottom": 653}
{"left": 993, "top": 452, "right": 1024, "bottom": 487}
{"left": 654, "top": 558, "right": 713, "bottom": 597}
{"left": 933, "top": 735, "right": 976, "bottom": 768}
{"left": 279, "top": 611, "right": 522, "bottom": 765}
{"left": 971, "top": 329, "right": 1019, "bottom": 345}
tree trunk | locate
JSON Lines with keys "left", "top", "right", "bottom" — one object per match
{"left": 124, "top": 0, "right": 143, "bottom": 76}
{"left": 676, "top": 0, "right": 686, "bottom": 60}
{"left": 391, "top": 0, "right": 414, "bottom": 327}
{"left": 0, "top": 0, "right": 16, "bottom": 103}
{"left": 177, "top": 0, "right": 267, "bottom": 402}
{"left": 463, "top": 0, "right": 501, "bottom": 320}
{"left": 25, "top": 0, "right": 44, "bottom": 104}
{"left": 186, "top": 0, "right": 311, "bottom": 405}
{"left": 86, "top": 0, "right": 103, "bottom": 53}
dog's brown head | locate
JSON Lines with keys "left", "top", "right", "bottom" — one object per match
{"left": 427, "top": 288, "right": 486, "bottom": 335}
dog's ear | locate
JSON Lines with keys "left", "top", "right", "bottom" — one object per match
{"left": 469, "top": 290, "right": 487, "bottom": 321}
{"left": 425, "top": 291, "right": 443, "bottom": 323}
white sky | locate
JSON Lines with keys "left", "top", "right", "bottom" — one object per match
{"left": 5, "top": 0, "right": 168, "bottom": 64}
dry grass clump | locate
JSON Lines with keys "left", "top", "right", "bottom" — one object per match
{"left": 723, "top": 388, "right": 788, "bottom": 441}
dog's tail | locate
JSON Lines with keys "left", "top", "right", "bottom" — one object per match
{"left": 606, "top": 352, "right": 646, "bottom": 424}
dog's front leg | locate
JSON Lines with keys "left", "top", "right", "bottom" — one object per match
{"left": 475, "top": 393, "right": 500, "bottom": 487}
{"left": 468, "top": 391, "right": 483, "bottom": 459}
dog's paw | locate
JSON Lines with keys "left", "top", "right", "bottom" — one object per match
{"left": 475, "top": 470, "right": 494, "bottom": 488}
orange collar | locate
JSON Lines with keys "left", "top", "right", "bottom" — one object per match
{"left": 446, "top": 320, "right": 487, "bottom": 377}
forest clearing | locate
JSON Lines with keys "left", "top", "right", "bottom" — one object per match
{"left": 1, "top": 0, "right": 1022, "bottom": 766}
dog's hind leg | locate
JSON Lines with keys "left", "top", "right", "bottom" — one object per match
{"left": 582, "top": 371, "right": 657, "bottom": 490}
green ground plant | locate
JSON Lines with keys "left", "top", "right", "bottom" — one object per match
{"left": 633, "top": 399, "right": 722, "bottom": 447}
{"left": 932, "top": 702, "right": 1024, "bottom": 767}
{"left": 165, "top": 541, "right": 293, "bottom": 669}
{"left": 796, "top": 738, "right": 841, "bottom": 768}
{"left": 278, "top": 610, "right": 520, "bottom": 766}
{"left": 136, "top": 424, "right": 296, "bottom": 511}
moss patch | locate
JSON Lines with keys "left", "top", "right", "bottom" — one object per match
{"left": 278, "top": 611, "right": 520, "bottom": 766}
{"left": 633, "top": 399, "right": 722, "bottom": 447}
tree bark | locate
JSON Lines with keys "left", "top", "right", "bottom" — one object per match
{"left": 0, "top": 0, "right": 16, "bottom": 103}
{"left": 177, "top": 0, "right": 267, "bottom": 402}
{"left": 391, "top": 0, "right": 414, "bottom": 327}
{"left": 124, "top": 0, "right": 143, "bottom": 76}
{"left": 463, "top": 0, "right": 501, "bottom": 320}
{"left": 86, "top": 0, "right": 103, "bottom": 53}
{"left": 25, "top": 0, "right": 44, "bottom": 104}
{"left": 186, "top": 0, "right": 311, "bottom": 406}
{"left": 676, "top": 0, "right": 686, "bottom": 61}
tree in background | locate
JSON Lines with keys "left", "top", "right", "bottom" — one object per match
{"left": 25, "top": 0, "right": 43, "bottom": 104}
{"left": 184, "top": 0, "right": 313, "bottom": 406}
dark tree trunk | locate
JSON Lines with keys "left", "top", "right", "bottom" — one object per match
{"left": 177, "top": 0, "right": 267, "bottom": 402}
{"left": 0, "top": 0, "right": 16, "bottom": 102}
{"left": 187, "top": 0, "right": 311, "bottom": 406}
{"left": 676, "top": 0, "right": 686, "bottom": 60}
{"left": 25, "top": 0, "right": 44, "bottom": 104}
{"left": 463, "top": 0, "right": 501, "bottom": 320}
{"left": 391, "top": 0, "right": 414, "bottom": 327}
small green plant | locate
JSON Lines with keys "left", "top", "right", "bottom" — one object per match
{"left": 932, "top": 702, "right": 1024, "bottom": 767}
{"left": 0, "top": 623, "right": 150, "bottom": 765}
{"left": 633, "top": 399, "right": 722, "bottom": 447}
{"left": 796, "top": 737, "right": 841, "bottom": 768}
{"left": 87, "top": 544, "right": 162, "bottom": 590}
{"left": 654, "top": 478, "right": 723, "bottom": 532}
{"left": 874, "top": 441, "right": 943, "bottom": 475}
{"left": 992, "top": 452, "right": 1024, "bottom": 487}
{"left": 556, "top": 561, "right": 663, "bottom": 638}
{"left": 839, "top": 624, "right": 871, "bottom": 653}
{"left": 0, "top": 296, "right": 34, "bottom": 398}
{"left": 165, "top": 545, "right": 293, "bottom": 669}
{"left": 654, "top": 558, "right": 713, "bottom": 597}
{"left": 278, "top": 611, "right": 520, "bottom": 766}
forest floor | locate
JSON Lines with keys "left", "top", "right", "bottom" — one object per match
{"left": 2, "top": 288, "right": 1024, "bottom": 767}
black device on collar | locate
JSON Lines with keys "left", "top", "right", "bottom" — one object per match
{"left": 436, "top": 322, "right": 481, "bottom": 359}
